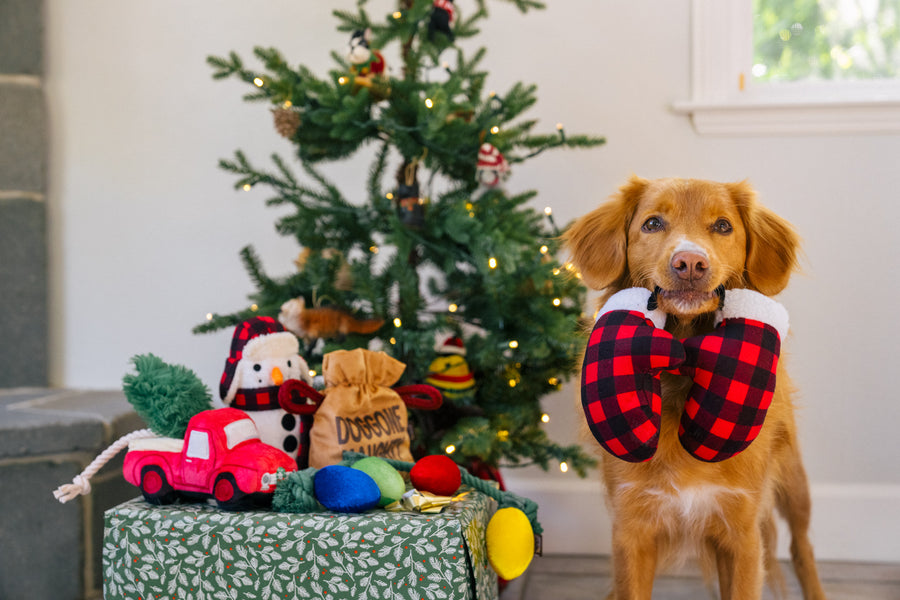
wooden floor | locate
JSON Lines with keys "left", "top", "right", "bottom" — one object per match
{"left": 500, "top": 555, "right": 900, "bottom": 600}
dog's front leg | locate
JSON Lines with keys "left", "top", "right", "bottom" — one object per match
{"left": 715, "top": 525, "right": 765, "bottom": 600}
{"left": 610, "top": 524, "right": 658, "bottom": 600}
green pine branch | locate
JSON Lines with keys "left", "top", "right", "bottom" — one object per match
{"left": 201, "top": 0, "right": 601, "bottom": 476}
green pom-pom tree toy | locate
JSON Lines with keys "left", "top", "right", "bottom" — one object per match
{"left": 196, "top": 0, "right": 603, "bottom": 477}
{"left": 122, "top": 353, "right": 214, "bottom": 439}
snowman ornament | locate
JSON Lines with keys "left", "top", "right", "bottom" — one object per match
{"left": 220, "top": 317, "right": 314, "bottom": 467}
{"left": 475, "top": 143, "right": 510, "bottom": 189}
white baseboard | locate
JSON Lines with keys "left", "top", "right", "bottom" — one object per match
{"left": 502, "top": 475, "right": 900, "bottom": 563}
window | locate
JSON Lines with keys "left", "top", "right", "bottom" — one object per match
{"left": 673, "top": 0, "right": 900, "bottom": 134}
{"left": 224, "top": 418, "right": 259, "bottom": 450}
{"left": 753, "top": 0, "right": 899, "bottom": 83}
{"left": 186, "top": 430, "right": 210, "bottom": 459}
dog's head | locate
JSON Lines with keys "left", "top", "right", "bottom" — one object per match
{"left": 565, "top": 176, "right": 799, "bottom": 317}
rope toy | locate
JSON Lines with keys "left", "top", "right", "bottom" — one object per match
{"left": 273, "top": 451, "right": 542, "bottom": 536}
{"left": 52, "top": 428, "right": 156, "bottom": 503}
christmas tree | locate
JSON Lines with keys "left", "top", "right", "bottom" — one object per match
{"left": 196, "top": 0, "right": 604, "bottom": 477}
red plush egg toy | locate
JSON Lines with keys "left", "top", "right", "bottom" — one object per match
{"left": 410, "top": 454, "right": 461, "bottom": 496}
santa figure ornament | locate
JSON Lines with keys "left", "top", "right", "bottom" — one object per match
{"left": 221, "top": 317, "right": 314, "bottom": 467}
{"left": 476, "top": 143, "right": 510, "bottom": 188}
{"left": 347, "top": 28, "right": 385, "bottom": 78}
{"left": 428, "top": 0, "right": 456, "bottom": 41}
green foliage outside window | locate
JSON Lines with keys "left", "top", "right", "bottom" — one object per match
{"left": 753, "top": 0, "right": 900, "bottom": 81}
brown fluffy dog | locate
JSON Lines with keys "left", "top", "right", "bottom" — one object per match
{"left": 565, "top": 176, "right": 826, "bottom": 600}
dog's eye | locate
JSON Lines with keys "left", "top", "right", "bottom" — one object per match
{"left": 712, "top": 218, "right": 733, "bottom": 235}
{"left": 641, "top": 217, "right": 665, "bottom": 233}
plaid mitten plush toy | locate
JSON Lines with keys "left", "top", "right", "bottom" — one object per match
{"left": 581, "top": 288, "right": 685, "bottom": 462}
{"left": 676, "top": 289, "right": 789, "bottom": 462}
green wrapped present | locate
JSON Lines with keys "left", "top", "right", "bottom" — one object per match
{"left": 103, "top": 488, "right": 498, "bottom": 600}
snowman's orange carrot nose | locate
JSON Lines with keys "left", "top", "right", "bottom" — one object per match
{"left": 271, "top": 366, "right": 284, "bottom": 386}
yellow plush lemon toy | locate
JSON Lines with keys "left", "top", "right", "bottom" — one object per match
{"left": 485, "top": 507, "right": 535, "bottom": 580}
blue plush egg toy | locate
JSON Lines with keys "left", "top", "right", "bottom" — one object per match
{"left": 314, "top": 465, "right": 381, "bottom": 513}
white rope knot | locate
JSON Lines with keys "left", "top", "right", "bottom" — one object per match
{"left": 51, "top": 428, "right": 156, "bottom": 504}
{"left": 53, "top": 475, "right": 92, "bottom": 504}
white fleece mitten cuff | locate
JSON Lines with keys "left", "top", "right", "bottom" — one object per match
{"left": 716, "top": 289, "right": 789, "bottom": 339}
{"left": 597, "top": 288, "right": 667, "bottom": 330}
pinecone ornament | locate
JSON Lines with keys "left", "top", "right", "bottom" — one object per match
{"left": 272, "top": 106, "right": 301, "bottom": 139}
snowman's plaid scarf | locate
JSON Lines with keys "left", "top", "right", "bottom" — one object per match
{"left": 582, "top": 304, "right": 782, "bottom": 463}
{"left": 231, "top": 385, "right": 280, "bottom": 410}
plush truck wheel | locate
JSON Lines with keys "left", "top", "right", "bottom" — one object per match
{"left": 140, "top": 465, "right": 178, "bottom": 505}
{"left": 213, "top": 473, "right": 250, "bottom": 511}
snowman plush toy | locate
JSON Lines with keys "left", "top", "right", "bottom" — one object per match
{"left": 220, "top": 317, "right": 315, "bottom": 467}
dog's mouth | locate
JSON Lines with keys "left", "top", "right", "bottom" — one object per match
{"left": 650, "top": 285, "right": 724, "bottom": 316}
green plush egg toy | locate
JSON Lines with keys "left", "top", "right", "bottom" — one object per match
{"left": 486, "top": 507, "right": 535, "bottom": 580}
{"left": 351, "top": 456, "right": 406, "bottom": 507}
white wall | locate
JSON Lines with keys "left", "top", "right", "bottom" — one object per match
{"left": 45, "top": 1, "right": 900, "bottom": 562}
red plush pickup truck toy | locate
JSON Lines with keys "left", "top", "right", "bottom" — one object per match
{"left": 123, "top": 407, "right": 297, "bottom": 510}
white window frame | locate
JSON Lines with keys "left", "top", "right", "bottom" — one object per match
{"left": 672, "top": 0, "right": 900, "bottom": 135}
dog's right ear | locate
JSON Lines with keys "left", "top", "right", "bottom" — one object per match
{"left": 564, "top": 175, "right": 647, "bottom": 290}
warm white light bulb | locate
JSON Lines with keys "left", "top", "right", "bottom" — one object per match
{"left": 425, "top": 98, "right": 434, "bottom": 108}
{"left": 488, "top": 257, "right": 497, "bottom": 269}
{"left": 541, "top": 413, "right": 550, "bottom": 423}
{"left": 448, "top": 303, "right": 458, "bottom": 313}
{"left": 393, "top": 318, "right": 402, "bottom": 328}
{"left": 253, "top": 77, "right": 264, "bottom": 87}
{"left": 445, "top": 445, "right": 456, "bottom": 454}
{"left": 508, "top": 340, "right": 518, "bottom": 349}
{"left": 560, "top": 461, "right": 569, "bottom": 473}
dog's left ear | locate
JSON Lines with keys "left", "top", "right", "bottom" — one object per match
{"left": 563, "top": 176, "right": 647, "bottom": 291}
{"left": 727, "top": 181, "right": 800, "bottom": 295}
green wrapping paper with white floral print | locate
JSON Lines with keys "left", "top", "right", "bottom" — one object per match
{"left": 103, "top": 488, "right": 498, "bottom": 600}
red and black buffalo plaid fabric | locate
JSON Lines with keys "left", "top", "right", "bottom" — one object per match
{"left": 676, "top": 317, "right": 781, "bottom": 462}
{"left": 231, "top": 385, "right": 280, "bottom": 410}
{"left": 581, "top": 288, "right": 785, "bottom": 464}
{"left": 220, "top": 316, "right": 286, "bottom": 401}
{"left": 581, "top": 310, "right": 686, "bottom": 462}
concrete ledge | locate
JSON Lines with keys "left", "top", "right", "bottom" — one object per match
{"left": 0, "top": 197, "right": 48, "bottom": 387}
{"left": 0, "top": 0, "right": 43, "bottom": 75}
{"left": 0, "top": 389, "right": 145, "bottom": 600}
{"left": 0, "top": 84, "right": 45, "bottom": 191}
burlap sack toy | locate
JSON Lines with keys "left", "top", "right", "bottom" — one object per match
{"left": 309, "top": 348, "right": 439, "bottom": 468}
